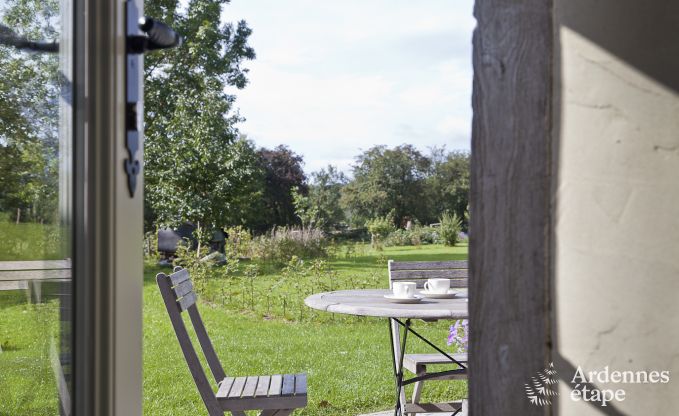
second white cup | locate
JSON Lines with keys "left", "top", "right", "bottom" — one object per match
{"left": 424, "top": 278, "right": 450, "bottom": 294}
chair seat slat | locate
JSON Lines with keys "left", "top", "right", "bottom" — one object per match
{"left": 217, "top": 377, "right": 235, "bottom": 398}
{"left": 403, "top": 353, "right": 469, "bottom": 374}
{"left": 242, "top": 376, "right": 258, "bottom": 397}
{"left": 228, "top": 377, "right": 248, "bottom": 398}
{"left": 255, "top": 376, "right": 271, "bottom": 397}
{"left": 281, "top": 374, "right": 295, "bottom": 396}
{"left": 294, "top": 373, "right": 307, "bottom": 395}
{"left": 268, "top": 375, "right": 283, "bottom": 396}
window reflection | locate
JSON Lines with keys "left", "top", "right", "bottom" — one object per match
{"left": 0, "top": 0, "right": 72, "bottom": 414}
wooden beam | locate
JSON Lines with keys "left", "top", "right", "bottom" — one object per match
{"left": 470, "top": 0, "right": 554, "bottom": 414}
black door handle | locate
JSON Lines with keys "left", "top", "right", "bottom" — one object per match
{"left": 124, "top": 1, "right": 183, "bottom": 198}
{"left": 129, "top": 17, "right": 183, "bottom": 54}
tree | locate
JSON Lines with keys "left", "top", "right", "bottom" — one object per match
{"left": 290, "top": 186, "right": 316, "bottom": 229}
{"left": 309, "top": 165, "right": 347, "bottom": 230}
{"left": 0, "top": 0, "right": 60, "bottom": 224}
{"left": 292, "top": 165, "right": 347, "bottom": 230}
{"left": 255, "top": 145, "right": 307, "bottom": 230}
{"left": 341, "top": 145, "right": 432, "bottom": 227}
{"left": 427, "top": 149, "right": 470, "bottom": 229}
{"left": 143, "top": 0, "right": 258, "bottom": 231}
{"left": 146, "top": 136, "right": 264, "bottom": 229}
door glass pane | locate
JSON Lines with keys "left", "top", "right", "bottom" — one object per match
{"left": 0, "top": 0, "right": 73, "bottom": 414}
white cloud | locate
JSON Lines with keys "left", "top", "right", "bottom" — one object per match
{"left": 225, "top": 0, "right": 475, "bottom": 174}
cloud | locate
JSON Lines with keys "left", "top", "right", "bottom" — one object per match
{"left": 225, "top": 0, "right": 475, "bottom": 174}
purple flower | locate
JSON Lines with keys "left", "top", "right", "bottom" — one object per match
{"left": 447, "top": 324, "right": 458, "bottom": 345}
{"left": 447, "top": 319, "right": 469, "bottom": 352}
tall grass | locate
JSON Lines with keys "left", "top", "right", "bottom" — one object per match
{"left": 251, "top": 226, "right": 327, "bottom": 265}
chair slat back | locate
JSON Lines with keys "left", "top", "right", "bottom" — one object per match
{"left": 156, "top": 268, "right": 227, "bottom": 416}
{"left": 388, "top": 260, "right": 468, "bottom": 289}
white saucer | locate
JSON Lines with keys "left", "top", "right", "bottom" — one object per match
{"left": 419, "top": 289, "right": 460, "bottom": 299}
{"left": 383, "top": 294, "right": 423, "bottom": 303}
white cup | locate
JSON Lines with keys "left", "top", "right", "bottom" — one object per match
{"left": 424, "top": 278, "right": 450, "bottom": 294}
{"left": 393, "top": 282, "right": 416, "bottom": 298}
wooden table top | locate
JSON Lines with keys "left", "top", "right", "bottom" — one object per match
{"left": 304, "top": 289, "right": 468, "bottom": 320}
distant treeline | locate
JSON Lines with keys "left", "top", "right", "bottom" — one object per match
{"left": 144, "top": 141, "right": 469, "bottom": 234}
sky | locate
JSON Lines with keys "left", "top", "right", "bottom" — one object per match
{"left": 224, "top": 0, "right": 475, "bottom": 175}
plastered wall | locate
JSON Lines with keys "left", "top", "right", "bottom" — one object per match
{"left": 552, "top": 2, "right": 679, "bottom": 414}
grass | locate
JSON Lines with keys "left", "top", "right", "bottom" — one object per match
{"left": 0, "top": 221, "right": 66, "bottom": 261}
{"left": 0, "top": 299, "right": 61, "bottom": 415}
{"left": 144, "top": 243, "right": 468, "bottom": 415}
{"left": 0, "top": 238, "right": 468, "bottom": 415}
{"left": 0, "top": 220, "right": 69, "bottom": 416}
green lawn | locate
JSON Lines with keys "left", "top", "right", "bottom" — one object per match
{"left": 0, "top": 221, "right": 66, "bottom": 415}
{"left": 0, "top": 243, "right": 468, "bottom": 415}
{"left": 144, "top": 243, "right": 468, "bottom": 415}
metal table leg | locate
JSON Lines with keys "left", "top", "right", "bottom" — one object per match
{"left": 388, "top": 318, "right": 410, "bottom": 416}
{"left": 388, "top": 318, "right": 467, "bottom": 416}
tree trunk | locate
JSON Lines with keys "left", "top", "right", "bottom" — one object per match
{"left": 196, "top": 221, "right": 201, "bottom": 257}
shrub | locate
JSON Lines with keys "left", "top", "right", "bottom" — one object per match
{"left": 383, "top": 225, "right": 439, "bottom": 247}
{"left": 385, "top": 229, "right": 410, "bottom": 246}
{"left": 144, "top": 231, "right": 160, "bottom": 261}
{"left": 173, "top": 243, "right": 230, "bottom": 296}
{"left": 365, "top": 215, "right": 396, "bottom": 249}
{"left": 225, "top": 225, "right": 253, "bottom": 259}
{"left": 251, "top": 226, "right": 327, "bottom": 265}
{"left": 439, "top": 212, "right": 463, "bottom": 246}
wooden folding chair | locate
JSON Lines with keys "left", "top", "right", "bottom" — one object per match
{"left": 157, "top": 267, "right": 308, "bottom": 416}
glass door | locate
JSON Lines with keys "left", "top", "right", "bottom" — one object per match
{"left": 0, "top": 0, "right": 74, "bottom": 414}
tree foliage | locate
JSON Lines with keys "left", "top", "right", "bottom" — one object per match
{"left": 340, "top": 145, "right": 470, "bottom": 229}
{"left": 341, "top": 145, "right": 432, "bottom": 227}
{"left": 427, "top": 149, "right": 470, "bottom": 228}
{"left": 0, "top": 0, "right": 60, "bottom": 223}
{"left": 292, "top": 165, "right": 347, "bottom": 230}
{"left": 143, "top": 0, "right": 258, "bottom": 229}
{"left": 255, "top": 145, "right": 307, "bottom": 230}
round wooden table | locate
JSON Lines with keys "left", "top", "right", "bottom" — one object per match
{"left": 305, "top": 289, "right": 469, "bottom": 416}
{"left": 304, "top": 288, "right": 468, "bottom": 320}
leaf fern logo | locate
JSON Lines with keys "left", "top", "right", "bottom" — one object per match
{"left": 525, "top": 362, "right": 559, "bottom": 406}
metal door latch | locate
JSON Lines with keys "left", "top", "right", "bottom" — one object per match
{"left": 125, "top": 1, "right": 182, "bottom": 197}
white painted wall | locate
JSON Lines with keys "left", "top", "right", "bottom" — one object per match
{"left": 553, "top": 2, "right": 679, "bottom": 414}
